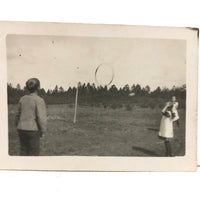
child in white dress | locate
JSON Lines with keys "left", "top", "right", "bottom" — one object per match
{"left": 158, "top": 102, "right": 177, "bottom": 156}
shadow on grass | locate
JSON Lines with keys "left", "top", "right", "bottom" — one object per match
{"left": 132, "top": 146, "right": 162, "bottom": 157}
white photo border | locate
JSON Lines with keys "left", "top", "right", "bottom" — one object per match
{"left": 0, "top": 22, "right": 198, "bottom": 171}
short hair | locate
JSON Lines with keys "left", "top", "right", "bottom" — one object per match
{"left": 26, "top": 78, "right": 40, "bottom": 93}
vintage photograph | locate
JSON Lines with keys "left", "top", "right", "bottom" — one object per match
{"left": 7, "top": 35, "right": 186, "bottom": 157}
{"left": 0, "top": 22, "right": 197, "bottom": 171}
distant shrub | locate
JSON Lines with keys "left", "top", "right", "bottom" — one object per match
{"left": 125, "top": 104, "right": 132, "bottom": 111}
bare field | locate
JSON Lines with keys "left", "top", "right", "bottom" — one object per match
{"left": 8, "top": 104, "right": 185, "bottom": 156}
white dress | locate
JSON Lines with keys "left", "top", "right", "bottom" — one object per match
{"left": 158, "top": 111, "right": 174, "bottom": 138}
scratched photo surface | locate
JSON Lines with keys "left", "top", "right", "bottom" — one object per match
{"left": 7, "top": 35, "right": 186, "bottom": 156}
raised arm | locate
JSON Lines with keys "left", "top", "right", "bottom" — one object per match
{"left": 161, "top": 102, "right": 170, "bottom": 114}
{"left": 36, "top": 99, "right": 47, "bottom": 134}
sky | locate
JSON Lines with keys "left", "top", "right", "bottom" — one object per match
{"left": 7, "top": 35, "right": 186, "bottom": 91}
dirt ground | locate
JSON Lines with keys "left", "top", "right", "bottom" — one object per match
{"left": 8, "top": 104, "right": 185, "bottom": 156}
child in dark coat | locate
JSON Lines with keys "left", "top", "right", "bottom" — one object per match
{"left": 15, "top": 78, "right": 47, "bottom": 156}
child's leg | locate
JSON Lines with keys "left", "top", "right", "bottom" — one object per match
{"left": 18, "top": 130, "right": 29, "bottom": 156}
{"left": 164, "top": 139, "right": 172, "bottom": 157}
{"left": 28, "top": 131, "right": 40, "bottom": 156}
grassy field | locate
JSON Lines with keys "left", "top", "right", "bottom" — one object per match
{"left": 8, "top": 104, "right": 185, "bottom": 156}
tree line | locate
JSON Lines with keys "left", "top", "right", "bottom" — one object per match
{"left": 7, "top": 82, "right": 186, "bottom": 108}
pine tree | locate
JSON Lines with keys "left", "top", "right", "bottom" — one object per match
{"left": 16, "top": 84, "right": 21, "bottom": 90}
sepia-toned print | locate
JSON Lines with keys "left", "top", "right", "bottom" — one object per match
{"left": 7, "top": 35, "right": 186, "bottom": 157}
{"left": 0, "top": 22, "right": 198, "bottom": 171}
